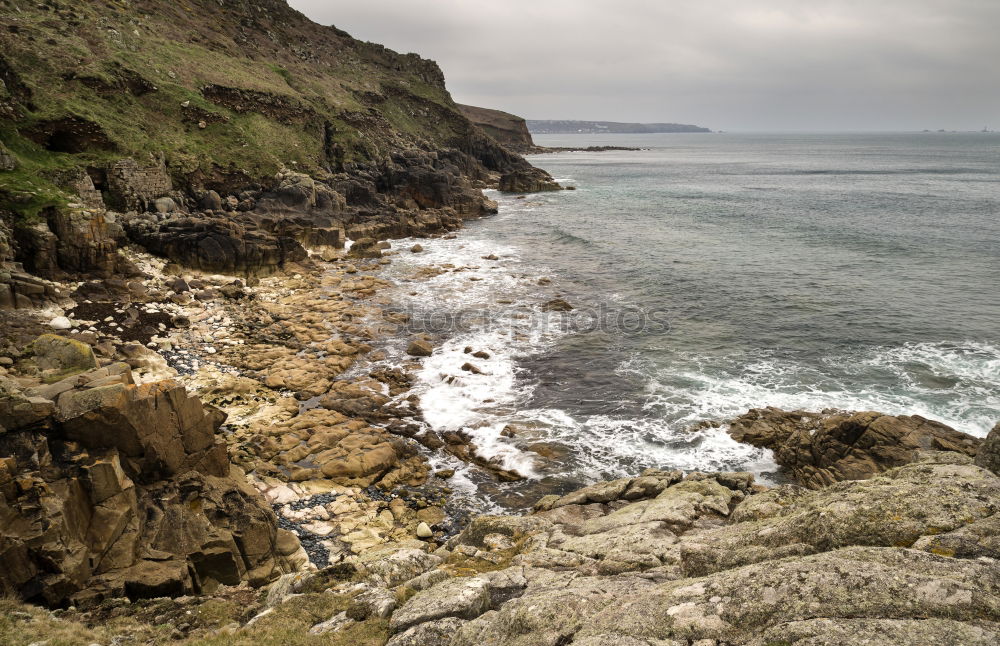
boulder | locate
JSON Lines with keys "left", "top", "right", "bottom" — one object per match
{"left": 347, "top": 237, "right": 382, "bottom": 259}
{"left": 386, "top": 617, "right": 467, "bottom": 646}
{"left": 727, "top": 407, "right": 982, "bottom": 487}
{"left": 57, "top": 379, "right": 227, "bottom": 479}
{"left": 153, "top": 197, "right": 178, "bottom": 213}
{"left": 0, "top": 376, "right": 56, "bottom": 429}
{"left": 390, "top": 576, "right": 492, "bottom": 633}
{"left": 29, "top": 333, "right": 98, "bottom": 378}
{"left": 541, "top": 298, "right": 573, "bottom": 312}
{"left": 406, "top": 338, "right": 433, "bottom": 357}
{"left": 198, "top": 190, "right": 224, "bottom": 211}
{"left": 0, "top": 142, "right": 16, "bottom": 171}
{"left": 48, "top": 316, "right": 73, "bottom": 330}
{"left": 975, "top": 421, "right": 1000, "bottom": 476}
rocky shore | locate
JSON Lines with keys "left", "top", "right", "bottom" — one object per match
{"left": 1, "top": 1, "right": 998, "bottom": 644}
{"left": 1, "top": 197, "right": 998, "bottom": 644}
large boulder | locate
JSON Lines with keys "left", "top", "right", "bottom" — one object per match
{"left": 56, "top": 379, "right": 229, "bottom": 480}
{"left": 254, "top": 170, "right": 346, "bottom": 218}
{"left": 975, "top": 422, "right": 1000, "bottom": 476}
{"left": 29, "top": 333, "right": 98, "bottom": 380}
{"left": 727, "top": 407, "right": 982, "bottom": 487}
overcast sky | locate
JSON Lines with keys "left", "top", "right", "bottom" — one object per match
{"left": 289, "top": 0, "right": 999, "bottom": 132}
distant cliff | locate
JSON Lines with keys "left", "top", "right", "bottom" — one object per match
{"left": 458, "top": 104, "right": 537, "bottom": 153}
{"left": 528, "top": 120, "right": 711, "bottom": 134}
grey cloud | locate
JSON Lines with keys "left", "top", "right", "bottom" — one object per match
{"left": 288, "top": 0, "right": 1000, "bottom": 131}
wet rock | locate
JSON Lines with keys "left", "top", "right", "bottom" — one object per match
{"left": 406, "top": 338, "right": 433, "bottom": 357}
{"left": 541, "top": 298, "right": 573, "bottom": 312}
{"left": 410, "top": 244, "right": 424, "bottom": 253}
{"left": 460, "top": 362, "right": 482, "bottom": 375}
{"left": 498, "top": 168, "right": 562, "bottom": 193}
{"left": 728, "top": 407, "right": 982, "bottom": 487}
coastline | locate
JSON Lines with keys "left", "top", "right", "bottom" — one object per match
{"left": 2, "top": 185, "right": 999, "bottom": 644}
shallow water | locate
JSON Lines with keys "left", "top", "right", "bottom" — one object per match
{"left": 367, "top": 132, "right": 1000, "bottom": 511}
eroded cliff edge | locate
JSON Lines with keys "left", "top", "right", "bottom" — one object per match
{"left": 0, "top": 0, "right": 559, "bottom": 298}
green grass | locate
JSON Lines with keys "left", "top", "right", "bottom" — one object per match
{"left": 0, "top": 0, "right": 487, "bottom": 224}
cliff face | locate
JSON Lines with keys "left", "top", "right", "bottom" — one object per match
{"left": 0, "top": 0, "right": 514, "bottom": 187}
{"left": 0, "top": 0, "right": 558, "bottom": 288}
{"left": 457, "top": 105, "right": 537, "bottom": 153}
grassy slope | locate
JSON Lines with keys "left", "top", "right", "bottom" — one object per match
{"left": 0, "top": 0, "right": 480, "bottom": 216}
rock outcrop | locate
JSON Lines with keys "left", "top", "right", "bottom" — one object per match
{"left": 498, "top": 168, "right": 563, "bottom": 193}
{"left": 379, "top": 453, "right": 1000, "bottom": 645}
{"left": 976, "top": 422, "right": 1000, "bottom": 476}
{"left": 123, "top": 213, "right": 309, "bottom": 277}
{"left": 0, "top": 335, "right": 306, "bottom": 607}
{"left": 457, "top": 104, "right": 538, "bottom": 153}
{"left": 727, "top": 407, "right": 982, "bottom": 488}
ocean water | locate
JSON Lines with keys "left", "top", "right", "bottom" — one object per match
{"left": 367, "top": 132, "right": 1000, "bottom": 511}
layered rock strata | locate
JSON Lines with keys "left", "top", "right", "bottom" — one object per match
{"left": 0, "top": 335, "right": 307, "bottom": 607}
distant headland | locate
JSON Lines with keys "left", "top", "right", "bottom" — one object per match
{"left": 527, "top": 119, "right": 711, "bottom": 134}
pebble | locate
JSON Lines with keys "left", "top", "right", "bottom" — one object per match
{"left": 416, "top": 522, "right": 433, "bottom": 538}
{"left": 48, "top": 316, "right": 73, "bottom": 330}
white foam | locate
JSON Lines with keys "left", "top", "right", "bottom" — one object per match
{"left": 638, "top": 341, "right": 1000, "bottom": 438}
{"left": 415, "top": 333, "right": 523, "bottom": 431}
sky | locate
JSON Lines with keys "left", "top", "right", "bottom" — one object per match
{"left": 288, "top": 0, "right": 1000, "bottom": 132}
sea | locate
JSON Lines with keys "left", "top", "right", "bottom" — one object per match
{"left": 359, "top": 132, "right": 1000, "bottom": 512}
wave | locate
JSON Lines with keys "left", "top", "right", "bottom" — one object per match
{"left": 634, "top": 341, "right": 1000, "bottom": 437}
{"left": 544, "top": 224, "right": 596, "bottom": 247}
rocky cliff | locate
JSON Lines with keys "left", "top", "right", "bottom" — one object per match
{"left": 457, "top": 105, "right": 537, "bottom": 153}
{"left": 0, "top": 0, "right": 559, "bottom": 291}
